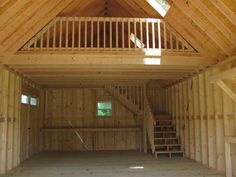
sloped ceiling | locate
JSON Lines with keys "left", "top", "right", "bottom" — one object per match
{"left": 0, "top": 0, "right": 235, "bottom": 64}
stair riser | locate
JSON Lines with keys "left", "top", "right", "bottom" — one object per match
{"left": 154, "top": 132, "right": 176, "bottom": 138}
{"left": 156, "top": 146, "right": 181, "bottom": 151}
{"left": 155, "top": 139, "right": 179, "bottom": 144}
{"left": 154, "top": 127, "right": 176, "bottom": 131}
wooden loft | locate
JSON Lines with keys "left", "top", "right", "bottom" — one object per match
{"left": 0, "top": 0, "right": 236, "bottom": 177}
{"left": 0, "top": 0, "right": 235, "bottom": 88}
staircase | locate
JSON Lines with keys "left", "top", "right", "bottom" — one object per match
{"left": 153, "top": 115, "right": 183, "bottom": 158}
{"left": 105, "top": 85, "right": 144, "bottom": 116}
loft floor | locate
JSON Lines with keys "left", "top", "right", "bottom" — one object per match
{"left": 1, "top": 151, "right": 225, "bottom": 177}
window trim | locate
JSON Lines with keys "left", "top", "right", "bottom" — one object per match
{"left": 96, "top": 101, "right": 113, "bottom": 118}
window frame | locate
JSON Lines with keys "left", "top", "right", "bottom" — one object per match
{"left": 96, "top": 101, "right": 113, "bottom": 118}
{"left": 21, "top": 94, "right": 29, "bottom": 105}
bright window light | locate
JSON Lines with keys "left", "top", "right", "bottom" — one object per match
{"left": 145, "top": 49, "right": 161, "bottom": 56}
{"left": 144, "top": 58, "right": 161, "bottom": 65}
{"left": 21, "top": 94, "right": 29, "bottom": 104}
{"left": 129, "top": 166, "right": 144, "bottom": 169}
{"left": 147, "top": 0, "right": 170, "bottom": 17}
{"left": 30, "top": 97, "right": 37, "bottom": 106}
{"left": 130, "top": 33, "right": 145, "bottom": 48}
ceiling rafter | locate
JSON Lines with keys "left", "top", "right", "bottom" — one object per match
{"left": 2, "top": 0, "right": 74, "bottom": 57}
{"left": 165, "top": 7, "right": 223, "bottom": 62}
{"left": 210, "top": 0, "right": 236, "bottom": 27}
{"left": 188, "top": 0, "right": 236, "bottom": 46}
{"left": 172, "top": 0, "right": 232, "bottom": 56}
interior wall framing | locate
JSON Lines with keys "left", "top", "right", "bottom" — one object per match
{"left": 165, "top": 60, "right": 236, "bottom": 175}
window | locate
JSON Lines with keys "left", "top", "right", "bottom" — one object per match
{"left": 21, "top": 94, "right": 29, "bottom": 104}
{"left": 147, "top": 0, "right": 171, "bottom": 17}
{"left": 30, "top": 97, "right": 37, "bottom": 106}
{"left": 97, "top": 101, "right": 112, "bottom": 117}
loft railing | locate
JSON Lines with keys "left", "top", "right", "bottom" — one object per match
{"left": 21, "top": 17, "right": 196, "bottom": 53}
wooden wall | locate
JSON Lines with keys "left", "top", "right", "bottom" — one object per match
{"left": 41, "top": 88, "right": 141, "bottom": 151}
{"left": 20, "top": 82, "right": 42, "bottom": 162}
{"left": 165, "top": 61, "right": 236, "bottom": 175}
{"left": 0, "top": 66, "right": 21, "bottom": 174}
{"left": 147, "top": 82, "right": 166, "bottom": 114}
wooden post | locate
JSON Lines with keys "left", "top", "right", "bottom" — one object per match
{"left": 0, "top": 68, "right": 9, "bottom": 174}
{"left": 143, "top": 85, "right": 147, "bottom": 153}
{"left": 225, "top": 140, "right": 232, "bottom": 177}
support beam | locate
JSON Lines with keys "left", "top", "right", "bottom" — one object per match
{"left": 4, "top": 52, "right": 209, "bottom": 67}
{"left": 209, "top": 67, "right": 236, "bottom": 83}
{"left": 215, "top": 80, "right": 236, "bottom": 104}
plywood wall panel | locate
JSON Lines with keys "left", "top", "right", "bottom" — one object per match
{"left": 0, "top": 66, "right": 21, "bottom": 174}
{"left": 42, "top": 88, "right": 141, "bottom": 151}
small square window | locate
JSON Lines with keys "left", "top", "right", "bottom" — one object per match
{"left": 97, "top": 101, "right": 112, "bottom": 117}
{"left": 30, "top": 97, "right": 37, "bottom": 106}
{"left": 21, "top": 94, "right": 29, "bottom": 104}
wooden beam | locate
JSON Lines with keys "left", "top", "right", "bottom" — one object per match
{"left": 215, "top": 80, "right": 236, "bottom": 103}
{"left": 41, "top": 127, "right": 141, "bottom": 132}
{"left": 209, "top": 67, "right": 236, "bottom": 83}
{"left": 3, "top": 0, "right": 73, "bottom": 56}
{"left": 5, "top": 52, "right": 209, "bottom": 67}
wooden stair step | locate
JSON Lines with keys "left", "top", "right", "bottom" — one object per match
{"left": 155, "top": 150, "right": 183, "bottom": 154}
{"left": 155, "top": 144, "right": 181, "bottom": 147}
{"left": 154, "top": 137, "right": 178, "bottom": 140}
{"left": 154, "top": 150, "right": 184, "bottom": 158}
{"left": 154, "top": 131, "right": 176, "bottom": 133}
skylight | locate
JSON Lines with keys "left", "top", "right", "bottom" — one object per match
{"left": 147, "top": 0, "right": 171, "bottom": 17}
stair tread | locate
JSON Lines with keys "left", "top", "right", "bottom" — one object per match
{"left": 154, "top": 131, "right": 176, "bottom": 133}
{"left": 154, "top": 137, "right": 178, "bottom": 140}
{"left": 155, "top": 125, "right": 174, "bottom": 127}
{"left": 155, "top": 151, "right": 183, "bottom": 153}
{"left": 155, "top": 144, "right": 181, "bottom": 147}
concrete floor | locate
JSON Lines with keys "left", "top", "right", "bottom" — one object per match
{"left": 2, "top": 151, "right": 225, "bottom": 177}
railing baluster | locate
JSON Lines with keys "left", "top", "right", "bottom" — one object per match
{"left": 104, "top": 18, "right": 106, "bottom": 49}
{"left": 72, "top": 18, "right": 75, "bottom": 49}
{"left": 158, "top": 20, "right": 161, "bottom": 53}
{"left": 170, "top": 32, "right": 173, "bottom": 51}
{"left": 47, "top": 25, "right": 49, "bottom": 49}
{"left": 40, "top": 31, "right": 43, "bottom": 49}
{"left": 122, "top": 19, "right": 124, "bottom": 49}
{"left": 164, "top": 22, "right": 167, "bottom": 50}
{"left": 59, "top": 19, "right": 62, "bottom": 49}
{"left": 66, "top": 19, "right": 69, "bottom": 49}
{"left": 128, "top": 19, "right": 131, "bottom": 49}
{"left": 134, "top": 19, "right": 137, "bottom": 49}
{"left": 116, "top": 19, "right": 118, "bottom": 49}
{"left": 85, "top": 19, "right": 87, "bottom": 49}
{"left": 146, "top": 20, "right": 149, "bottom": 50}
{"left": 152, "top": 21, "right": 155, "bottom": 49}
{"left": 53, "top": 19, "right": 56, "bottom": 50}
{"left": 176, "top": 35, "right": 179, "bottom": 50}
{"left": 140, "top": 19, "right": 143, "bottom": 49}
{"left": 110, "top": 19, "right": 112, "bottom": 49}
{"left": 91, "top": 19, "right": 93, "bottom": 48}
{"left": 97, "top": 19, "right": 100, "bottom": 49}
{"left": 78, "top": 19, "right": 81, "bottom": 49}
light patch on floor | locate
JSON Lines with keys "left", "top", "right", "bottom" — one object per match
{"left": 1, "top": 151, "right": 225, "bottom": 177}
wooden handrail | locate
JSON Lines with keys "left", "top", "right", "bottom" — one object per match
{"left": 21, "top": 17, "right": 196, "bottom": 53}
{"left": 144, "top": 96, "right": 156, "bottom": 154}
